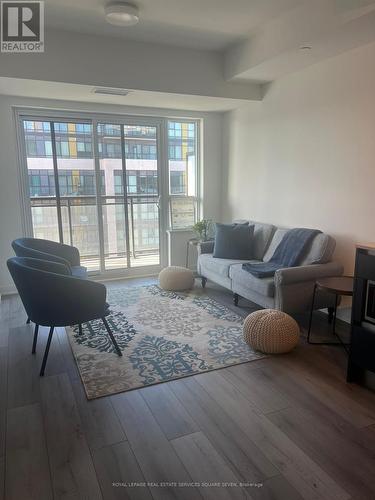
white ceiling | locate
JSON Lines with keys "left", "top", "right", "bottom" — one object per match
{"left": 1, "top": 0, "right": 375, "bottom": 105}
{"left": 44, "top": 0, "right": 303, "bottom": 50}
{"left": 225, "top": 0, "right": 375, "bottom": 82}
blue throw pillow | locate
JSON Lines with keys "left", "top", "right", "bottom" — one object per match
{"left": 213, "top": 223, "right": 254, "bottom": 259}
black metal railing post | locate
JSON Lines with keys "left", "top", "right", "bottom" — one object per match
{"left": 67, "top": 198, "right": 74, "bottom": 246}
{"left": 130, "top": 197, "right": 136, "bottom": 259}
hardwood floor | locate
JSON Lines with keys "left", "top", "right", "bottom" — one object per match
{"left": 1, "top": 278, "right": 375, "bottom": 499}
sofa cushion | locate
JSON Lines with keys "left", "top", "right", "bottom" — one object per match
{"left": 213, "top": 223, "right": 254, "bottom": 260}
{"left": 248, "top": 221, "right": 276, "bottom": 260}
{"left": 263, "top": 229, "right": 335, "bottom": 265}
{"left": 300, "top": 233, "right": 336, "bottom": 265}
{"left": 230, "top": 264, "right": 275, "bottom": 297}
{"left": 199, "top": 254, "right": 257, "bottom": 278}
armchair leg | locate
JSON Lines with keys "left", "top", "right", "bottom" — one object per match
{"left": 26, "top": 317, "right": 31, "bottom": 324}
{"left": 32, "top": 324, "right": 39, "bottom": 354}
{"left": 78, "top": 323, "right": 83, "bottom": 335}
{"left": 40, "top": 327, "right": 54, "bottom": 377}
{"left": 102, "top": 317, "right": 122, "bottom": 357}
{"left": 201, "top": 277, "right": 207, "bottom": 288}
{"left": 233, "top": 293, "right": 239, "bottom": 307}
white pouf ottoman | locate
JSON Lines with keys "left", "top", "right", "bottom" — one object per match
{"left": 243, "top": 309, "right": 300, "bottom": 354}
{"left": 159, "top": 266, "right": 195, "bottom": 291}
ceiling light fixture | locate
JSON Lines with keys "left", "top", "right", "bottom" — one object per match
{"left": 299, "top": 45, "right": 312, "bottom": 50}
{"left": 105, "top": 2, "right": 139, "bottom": 26}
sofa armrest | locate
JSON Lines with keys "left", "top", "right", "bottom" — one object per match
{"left": 197, "top": 240, "right": 215, "bottom": 255}
{"left": 275, "top": 262, "right": 344, "bottom": 286}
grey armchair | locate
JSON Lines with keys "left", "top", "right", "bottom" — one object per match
{"left": 12, "top": 238, "right": 87, "bottom": 278}
{"left": 7, "top": 257, "right": 121, "bottom": 376}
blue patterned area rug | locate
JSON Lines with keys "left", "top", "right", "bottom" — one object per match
{"left": 66, "top": 285, "right": 265, "bottom": 399}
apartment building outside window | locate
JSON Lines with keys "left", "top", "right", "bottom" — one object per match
{"left": 18, "top": 113, "right": 200, "bottom": 276}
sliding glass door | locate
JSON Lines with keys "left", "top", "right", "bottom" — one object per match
{"left": 24, "top": 119, "right": 103, "bottom": 272}
{"left": 56, "top": 121, "right": 102, "bottom": 272}
{"left": 96, "top": 122, "right": 160, "bottom": 272}
{"left": 20, "top": 115, "right": 164, "bottom": 275}
{"left": 19, "top": 112, "right": 199, "bottom": 277}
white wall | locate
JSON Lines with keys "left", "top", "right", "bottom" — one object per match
{"left": 0, "top": 96, "right": 224, "bottom": 294}
{"left": 222, "top": 41, "right": 375, "bottom": 275}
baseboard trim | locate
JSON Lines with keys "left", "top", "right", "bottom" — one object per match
{"left": 92, "top": 272, "right": 159, "bottom": 283}
{"left": 0, "top": 284, "right": 17, "bottom": 299}
{"left": 0, "top": 273, "right": 160, "bottom": 300}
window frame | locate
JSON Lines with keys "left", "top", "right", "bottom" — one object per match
{"left": 14, "top": 108, "right": 202, "bottom": 275}
{"left": 167, "top": 119, "right": 200, "bottom": 230}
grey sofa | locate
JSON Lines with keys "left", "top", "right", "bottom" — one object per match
{"left": 197, "top": 220, "right": 343, "bottom": 314}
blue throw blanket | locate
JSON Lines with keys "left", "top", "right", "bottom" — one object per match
{"left": 242, "top": 228, "right": 321, "bottom": 278}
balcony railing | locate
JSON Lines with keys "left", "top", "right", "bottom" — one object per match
{"left": 30, "top": 194, "right": 160, "bottom": 269}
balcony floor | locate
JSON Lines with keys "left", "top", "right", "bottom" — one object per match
{"left": 82, "top": 253, "right": 160, "bottom": 272}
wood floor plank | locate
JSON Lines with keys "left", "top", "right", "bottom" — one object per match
{"left": 8, "top": 294, "right": 25, "bottom": 319}
{"left": 7, "top": 324, "right": 41, "bottom": 409}
{"left": 0, "top": 348, "right": 7, "bottom": 457}
{"left": 70, "top": 377, "right": 126, "bottom": 451}
{"left": 223, "top": 363, "right": 292, "bottom": 414}
{"left": 93, "top": 441, "right": 153, "bottom": 500}
{"left": 40, "top": 373, "right": 102, "bottom": 500}
{"left": 280, "top": 353, "right": 375, "bottom": 427}
{"left": 111, "top": 389, "right": 201, "bottom": 500}
{"left": 0, "top": 347, "right": 7, "bottom": 500}
{"left": 195, "top": 371, "right": 350, "bottom": 500}
{"left": 0, "top": 305, "right": 9, "bottom": 348}
{"left": 0, "top": 455, "right": 4, "bottom": 500}
{"left": 251, "top": 475, "right": 304, "bottom": 500}
{"left": 243, "top": 360, "right": 375, "bottom": 457}
{"left": 0, "top": 296, "right": 11, "bottom": 321}
{"left": 290, "top": 339, "right": 349, "bottom": 383}
{"left": 141, "top": 382, "right": 200, "bottom": 440}
{"left": 56, "top": 327, "right": 81, "bottom": 381}
{"left": 171, "top": 431, "right": 249, "bottom": 500}
{"left": 7, "top": 324, "right": 65, "bottom": 409}
{"left": 283, "top": 344, "right": 375, "bottom": 420}
{"left": 169, "top": 377, "right": 278, "bottom": 483}
{"left": 6, "top": 296, "right": 27, "bottom": 339}
{"left": 5, "top": 403, "right": 53, "bottom": 500}
{"left": 268, "top": 405, "right": 375, "bottom": 499}
{"left": 0, "top": 335, "right": 6, "bottom": 500}
{"left": 263, "top": 358, "right": 375, "bottom": 429}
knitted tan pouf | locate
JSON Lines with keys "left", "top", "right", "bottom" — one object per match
{"left": 159, "top": 266, "right": 195, "bottom": 291}
{"left": 243, "top": 309, "right": 300, "bottom": 354}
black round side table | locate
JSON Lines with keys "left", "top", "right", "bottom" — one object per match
{"left": 307, "top": 276, "right": 354, "bottom": 351}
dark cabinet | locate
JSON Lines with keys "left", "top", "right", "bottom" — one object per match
{"left": 347, "top": 245, "right": 375, "bottom": 384}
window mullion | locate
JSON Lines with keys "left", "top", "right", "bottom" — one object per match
{"left": 50, "top": 122, "right": 64, "bottom": 243}
{"left": 120, "top": 125, "right": 132, "bottom": 269}
{"left": 92, "top": 118, "right": 106, "bottom": 274}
